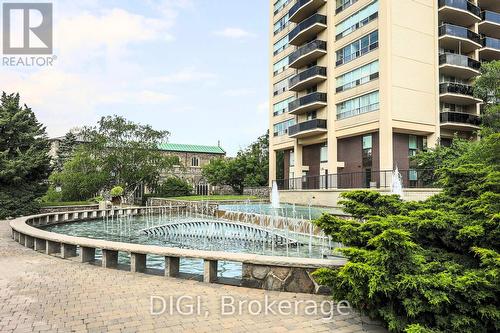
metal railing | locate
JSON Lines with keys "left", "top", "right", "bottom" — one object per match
{"left": 439, "top": 53, "right": 481, "bottom": 71}
{"left": 481, "top": 10, "right": 500, "bottom": 24}
{"left": 288, "top": 118, "right": 327, "bottom": 136}
{"left": 438, "top": 0, "right": 480, "bottom": 18}
{"left": 276, "top": 169, "right": 438, "bottom": 190}
{"left": 439, "top": 24, "right": 481, "bottom": 44}
{"left": 289, "top": 65, "right": 327, "bottom": 88}
{"left": 482, "top": 37, "right": 500, "bottom": 50}
{"left": 288, "top": 92, "right": 327, "bottom": 113}
{"left": 288, "top": 13, "right": 327, "bottom": 42}
{"left": 440, "top": 111, "right": 481, "bottom": 125}
{"left": 439, "top": 82, "right": 475, "bottom": 96}
{"left": 289, "top": 40, "right": 327, "bottom": 65}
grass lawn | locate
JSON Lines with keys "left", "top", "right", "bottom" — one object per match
{"left": 40, "top": 201, "right": 96, "bottom": 207}
{"left": 170, "top": 195, "right": 261, "bottom": 201}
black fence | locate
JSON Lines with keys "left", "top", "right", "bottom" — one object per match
{"left": 276, "top": 169, "right": 438, "bottom": 191}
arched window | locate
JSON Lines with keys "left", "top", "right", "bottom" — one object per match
{"left": 191, "top": 156, "right": 199, "bottom": 167}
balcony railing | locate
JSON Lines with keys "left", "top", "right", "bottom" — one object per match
{"left": 482, "top": 36, "right": 500, "bottom": 49}
{"left": 289, "top": 0, "right": 326, "bottom": 22}
{"left": 440, "top": 111, "right": 481, "bottom": 126}
{"left": 276, "top": 169, "right": 438, "bottom": 190}
{"left": 289, "top": 65, "right": 327, "bottom": 89}
{"left": 438, "top": 24, "right": 481, "bottom": 44}
{"left": 438, "top": 0, "right": 481, "bottom": 18}
{"left": 288, "top": 118, "right": 327, "bottom": 136}
{"left": 439, "top": 53, "right": 481, "bottom": 71}
{"left": 439, "top": 82, "right": 474, "bottom": 96}
{"left": 288, "top": 14, "right": 327, "bottom": 43}
{"left": 288, "top": 40, "right": 327, "bottom": 66}
{"left": 288, "top": 92, "right": 327, "bottom": 113}
{"left": 481, "top": 10, "right": 500, "bottom": 24}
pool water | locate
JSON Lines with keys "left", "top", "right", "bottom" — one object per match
{"left": 219, "top": 203, "right": 344, "bottom": 220}
{"left": 42, "top": 214, "right": 336, "bottom": 278}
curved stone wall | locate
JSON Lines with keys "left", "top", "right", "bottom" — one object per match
{"left": 9, "top": 207, "right": 345, "bottom": 294}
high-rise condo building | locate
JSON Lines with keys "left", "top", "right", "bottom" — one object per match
{"left": 269, "top": 0, "right": 499, "bottom": 191}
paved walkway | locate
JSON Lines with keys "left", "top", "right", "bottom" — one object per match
{"left": 0, "top": 221, "right": 386, "bottom": 333}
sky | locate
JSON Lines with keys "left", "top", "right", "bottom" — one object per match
{"left": 1, "top": 0, "right": 270, "bottom": 156}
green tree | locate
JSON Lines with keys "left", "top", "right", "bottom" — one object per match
{"left": 313, "top": 134, "right": 500, "bottom": 333}
{"left": 157, "top": 177, "right": 192, "bottom": 197}
{"left": 54, "top": 131, "right": 78, "bottom": 172}
{"left": 50, "top": 149, "right": 108, "bottom": 201}
{"left": 0, "top": 92, "right": 51, "bottom": 218}
{"left": 80, "top": 115, "right": 176, "bottom": 199}
{"left": 474, "top": 60, "right": 500, "bottom": 136}
{"left": 202, "top": 132, "right": 269, "bottom": 194}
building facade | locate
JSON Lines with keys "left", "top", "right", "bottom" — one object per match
{"left": 158, "top": 143, "right": 226, "bottom": 194}
{"left": 269, "top": 0, "right": 499, "bottom": 189}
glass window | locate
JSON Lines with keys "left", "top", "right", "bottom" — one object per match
{"left": 289, "top": 150, "right": 295, "bottom": 166}
{"left": 273, "top": 56, "right": 289, "bottom": 75}
{"left": 191, "top": 156, "right": 199, "bottom": 167}
{"left": 336, "top": 91, "right": 379, "bottom": 119}
{"left": 274, "top": 0, "right": 292, "bottom": 14}
{"left": 273, "top": 118, "right": 295, "bottom": 136}
{"left": 274, "top": 13, "right": 290, "bottom": 34}
{"left": 320, "top": 145, "right": 328, "bottom": 162}
{"left": 362, "top": 135, "right": 372, "bottom": 149}
{"left": 336, "top": 30, "right": 378, "bottom": 66}
{"left": 273, "top": 35, "right": 289, "bottom": 55}
{"left": 273, "top": 76, "right": 291, "bottom": 96}
{"left": 273, "top": 96, "right": 295, "bottom": 116}
{"left": 336, "top": 60, "right": 379, "bottom": 92}
{"left": 409, "top": 135, "right": 417, "bottom": 149}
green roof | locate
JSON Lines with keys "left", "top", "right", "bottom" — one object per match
{"left": 157, "top": 143, "right": 226, "bottom": 154}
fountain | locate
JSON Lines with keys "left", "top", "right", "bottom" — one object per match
{"left": 271, "top": 180, "right": 280, "bottom": 209}
{"left": 391, "top": 166, "right": 403, "bottom": 196}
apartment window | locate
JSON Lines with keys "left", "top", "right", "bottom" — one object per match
{"left": 273, "top": 96, "right": 295, "bottom": 116}
{"left": 336, "top": 30, "right": 379, "bottom": 66}
{"left": 337, "top": 90, "right": 379, "bottom": 119}
{"left": 289, "top": 150, "right": 295, "bottom": 166}
{"left": 274, "top": 0, "right": 292, "bottom": 15}
{"left": 336, "top": 1, "right": 378, "bottom": 40}
{"left": 273, "top": 56, "right": 289, "bottom": 76}
{"left": 191, "top": 156, "right": 199, "bottom": 167}
{"left": 320, "top": 144, "right": 328, "bottom": 163}
{"left": 336, "top": 60, "right": 379, "bottom": 92}
{"left": 439, "top": 74, "right": 466, "bottom": 84}
{"left": 273, "top": 77, "right": 291, "bottom": 96}
{"left": 362, "top": 134, "right": 373, "bottom": 167}
{"left": 273, "top": 118, "right": 295, "bottom": 137}
{"left": 306, "top": 111, "right": 317, "bottom": 120}
{"left": 441, "top": 102, "right": 465, "bottom": 113}
{"left": 274, "top": 13, "right": 290, "bottom": 35}
{"left": 336, "top": 0, "right": 359, "bottom": 14}
{"left": 273, "top": 35, "right": 289, "bottom": 55}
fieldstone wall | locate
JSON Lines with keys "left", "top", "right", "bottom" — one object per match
{"left": 243, "top": 186, "right": 270, "bottom": 198}
{"left": 40, "top": 205, "right": 99, "bottom": 213}
{"left": 242, "top": 263, "right": 331, "bottom": 295}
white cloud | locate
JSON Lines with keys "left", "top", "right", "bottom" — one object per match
{"left": 213, "top": 28, "right": 256, "bottom": 39}
{"left": 222, "top": 89, "right": 255, "bottom": 97}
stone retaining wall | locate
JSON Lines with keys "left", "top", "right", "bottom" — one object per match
{"left": 243, "top": 186, "right": 270, "bottom": 198}
{"left": 40, "top": 204, "right": 99, "bottom": 213}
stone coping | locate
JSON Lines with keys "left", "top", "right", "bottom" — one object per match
{"left": 10, "top": 208, "right": 345, "bottom": 270}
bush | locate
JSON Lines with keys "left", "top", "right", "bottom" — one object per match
{"left": 41, "top": 187, "right": 63, "bottom": 203}
{"left": 156, "top": 177, "right": 192, "bottom": 197}
{"left": 110, "top": 186, "right": 124, "bottom": 197}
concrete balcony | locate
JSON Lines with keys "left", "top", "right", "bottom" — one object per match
{"left": 439, "top": 53, "right": 481, "bottom": 79}
{"left": 479, "top": 37, "right": 500, "bottom": 61}
{"left": 289, "top": 66, "right": 327, "bottom": 91}
{"left": 288, "top": 14, "right": 327, "bottom": 46}
{"left": 440, "top": 111, "right": 481, "bottom": 131}
{"left": 477, "top": 0, "right": 500, "bottom": 12}
{"left": 439, "top": 82, "right": 482, "bottom": 105}
{"left": 289, "top": 0, "right": 327, "bottom": 23}
{"left": 438, "top": 0, "right": 481, "bottom": 26}
{"left": 438, "top": 24, "right": 482, "bottom": 53}
{"left": 479, "top": 11, "right": 500, "bottom": 39}
{"left": 288, "top": 118, "right": 327, "bottom": 138}
{"left": 289, "top": 40, "right": 327, "bottom": 69}
{"left": 288, "top": 92, "right": 327, "bottom": 115}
